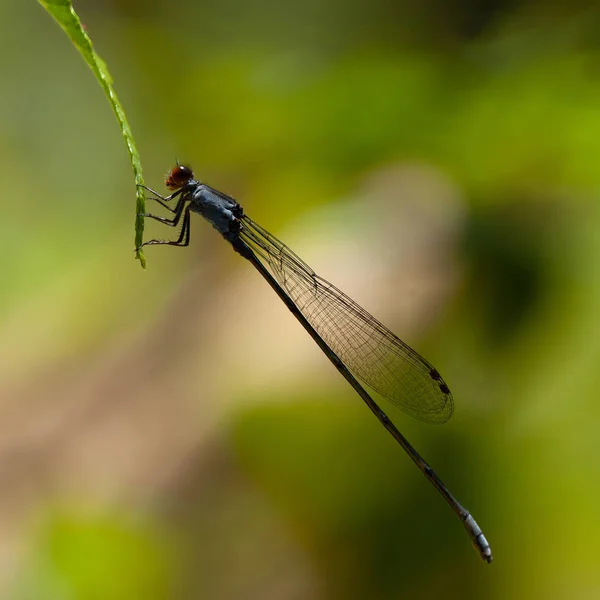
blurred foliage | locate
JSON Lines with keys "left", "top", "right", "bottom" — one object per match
{"left": 1, "top": 0, "right": 599, "bottom": 598}
{"left": 12, "top": 510, "right": 173, "bottom": 600}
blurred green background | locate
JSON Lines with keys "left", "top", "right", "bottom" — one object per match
{"left": 1, "top": 0, "right": 599, "bottom": 598}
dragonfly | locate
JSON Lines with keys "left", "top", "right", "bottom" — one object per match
{"left": 137, "top": 164, "right": 492, "bottom": 563}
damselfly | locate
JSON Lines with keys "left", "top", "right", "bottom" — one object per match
{"left": 137, "top": 165, "right": 492, "bottom": 563}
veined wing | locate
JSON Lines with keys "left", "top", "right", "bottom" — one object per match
{"left": 239, "top": 216, "right": 454, "bottom": 424}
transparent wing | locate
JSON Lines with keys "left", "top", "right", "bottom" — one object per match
{"left": 240, "top": 216, "right": 453, "bottom": 424}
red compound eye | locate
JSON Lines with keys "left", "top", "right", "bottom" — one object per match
{"left": 165, "top": 164, "right": 194, "bottom": 190}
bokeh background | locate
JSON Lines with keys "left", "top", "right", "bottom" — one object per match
{"left": 1, "top": 0, "right": 599, "bottom": 598}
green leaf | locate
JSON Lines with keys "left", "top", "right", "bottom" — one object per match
{"left": 37, "top": 0, "right": 147, "bottom": 268}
